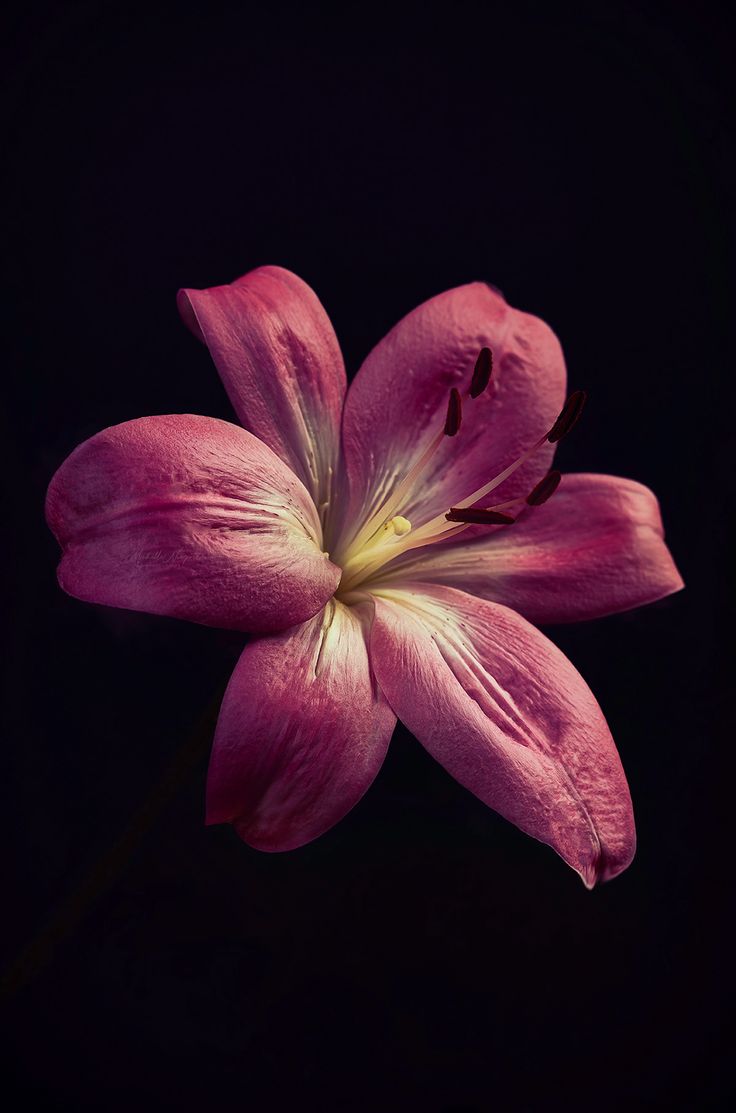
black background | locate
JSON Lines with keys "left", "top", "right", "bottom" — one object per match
{"left": 3, "top": 2, "right": 734, "bottom": 1110}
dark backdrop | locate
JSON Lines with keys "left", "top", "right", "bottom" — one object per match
{"left": 3, "top": 3, "right": 733, "bottom": 1111}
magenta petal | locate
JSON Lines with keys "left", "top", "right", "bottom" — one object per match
{"left": 338, "top": 282, "right": 566, "bottom": 543}
{"left": 380, "top": 473, "right": 684, "bottom": 624}
{"left": 207, "top": 601, "right": 396, "bottom": 850}
{"left": 370, "top": 584, "right": 636, "bottom": 886}
{"left": 46, "top": 414, "right": 340, "bottom": 632}
{"left": 178, "top": 266, "right": 346, "bottom": 509}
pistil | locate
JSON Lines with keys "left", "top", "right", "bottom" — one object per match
{"left": 344, "top": 385, "right": 468, "bottom": 559}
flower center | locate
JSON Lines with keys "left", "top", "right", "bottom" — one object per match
{"left": 335, "top": 347, "right": 585, "bottom": 598}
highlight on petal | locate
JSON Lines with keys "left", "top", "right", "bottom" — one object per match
{"left": 178, "top": 266, "right": 346, "bottom": 512}
{"left": 369, "top": 583, "right": 636, "bottom": 886}
{"left": 206, "top": 601, "right": 396, "bottom": 851}
{"left": 338, "top": 282, "right": 566, "bottom": 549}
{"left": 377, "top": 474, "right": 684, "bottom": 624}
{"left": 46, "top": 414, "right": 340, "bottom": 632}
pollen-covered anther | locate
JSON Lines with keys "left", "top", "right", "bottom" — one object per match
{"left": 469, "top": 347, "right": 493, "bottom": 398}
{"left": 547, "top": 390, "right": 587, "bottom": 443}
{"left": 445, "top": 507, "right": 516, "bottom": 525}
{"left": 444, "top": 388, "right": 463, "bottom": 436}
{"left": 526, "top": 470, "right": 562, "bottom": 506}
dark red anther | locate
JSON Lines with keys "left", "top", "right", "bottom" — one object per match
{"left": 526, "top": 470, "right": 562, "bottom": 506}
{"left": 444, "top": 388, "right": 463, "bottom": 436}
{"left": 469, "top": 347, "right": 493, "bottom": 398}
{"left": 547, "top": 390, "right": 587, "bottom": 443}
{"left": 445, "top": 507, "right": 516, "bottom": 525}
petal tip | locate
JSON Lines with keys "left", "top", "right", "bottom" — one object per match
{"left": 176, "top": 288, "right": 205, "bottom": 342}
{"left": 479, "top": 279, "right": 508, "bottom": 302}
{"left": 576, "top": 840, "right": 637, "bottom": 890}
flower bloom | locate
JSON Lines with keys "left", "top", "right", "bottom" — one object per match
{"left": 46, "top": 267, "right": 683, "bottom": 886}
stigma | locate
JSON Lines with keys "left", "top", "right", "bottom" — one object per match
{"left": 390, "top": 515, "right": 412, "bottom": 537}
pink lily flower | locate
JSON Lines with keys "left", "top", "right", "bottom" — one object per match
{"left": 45, "top": 266, "right": 683, "bottom": 887}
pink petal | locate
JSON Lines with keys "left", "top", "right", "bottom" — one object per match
{"left": 46, "top": 414, "right": 340, "bottom": 632}
{"left": 338, "top": 282, "right": 566, "bottom": 545}
{"left": 370, "top": 584, "right": 636, "bottom": 886}
{"left": 178, "top": 266, "right": 346, "bottom": 511}
{"left": 207, "top": 601, "right": 396, "bottom": 850}
{"left": 378, "top": 473, "right": 684, "bottom": 624}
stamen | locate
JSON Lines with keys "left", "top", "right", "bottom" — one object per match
{"left": 445, "top": 507, "right": 516, "bottom": 525}
{"left": 401, "top": 393, "right": 587, "bottom": 544}
{"left": 337, "top": 386, "right": 587, "bottom": 594}
{"left": 526, "top": 470, "right": 562, "bottom": 506}
{"left": 444, "top": 388, "right": 462, "bottom": 436}
{"left": 547, "top": 390, "right": 586, "bottom": 443}
{"left": 469, "top": 347, "right": 493, "bottom": 398}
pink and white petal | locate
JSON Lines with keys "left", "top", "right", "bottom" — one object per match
{"left": 178, "top": 266, "right": 346, "bottom": 510}
{"left": 46, "top": 414, "right": 340, "bottom": 632}
{"left": 377, "top": 474, "right": 684, "bottom": 624}
{"left": 207, "top": 601, "right": 396, "bottom": 850}
{"left": 338, "top": 282, "right": 566, "bottom": 547}
{"left": 370, "top": 584, "right": 636, "bottom": 886}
